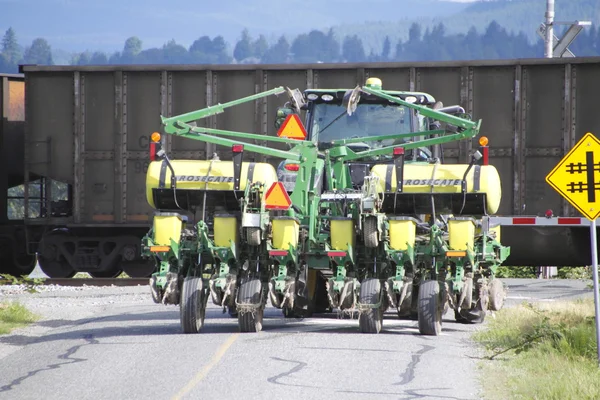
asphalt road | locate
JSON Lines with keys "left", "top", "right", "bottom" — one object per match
{"left": 0, "top": 278, "right": 595, "bottom": 400}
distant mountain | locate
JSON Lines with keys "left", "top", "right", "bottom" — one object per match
{"left": 0, "top": 0, "right": 472, "bottom": 52}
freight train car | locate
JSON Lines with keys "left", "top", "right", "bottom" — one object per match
{"left": 0, "top": 73, "right": 37, "bottom": 276}
{"left": 13, "top": 57, "right": 600, "bottom": 278}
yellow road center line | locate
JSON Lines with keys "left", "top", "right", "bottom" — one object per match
{"left": 172, "top": 333, "right": 240, "bottom": 400}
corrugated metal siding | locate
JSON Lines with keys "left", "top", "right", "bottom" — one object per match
{"left": 21, "top": 57, "right": 600, "bottom": 223}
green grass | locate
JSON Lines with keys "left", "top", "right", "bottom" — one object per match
{"left": 0, "top": 302, "right": 40, "bottom": 335}
{"left": 474, "top": 299, "right": 600, "bottom": 399}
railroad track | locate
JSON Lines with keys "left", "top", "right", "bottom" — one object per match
{"left": 46, "top": 278, "right": 150, "bottom": 286}
{"left": 1, "top": 277, "right": 149, "bottom": 287}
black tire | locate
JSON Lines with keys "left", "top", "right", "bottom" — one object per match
{"left": 359, "top": 278, "right": 383, "bottom": 333}
{"left": 418, "top": 280, "right": 442, "bottom": 336}
{"left": 237, "top": 278, "right": 264, "bottom": 332}
{"left": 312, "top": 271, "right": 332, "bottom": 314}
{"left": 364, "top": 217, "right": 379, "bottom": 248}
{"left": 457, "top": 306, "right": 486, "bottom": 324}
{"left": 228, "top": 304, "right": 238, "bottom": 318}
{"left": 180, "top": 276, "right": 207, "bottom": 334}
{"left": 488, "top": 279, "right": 505, "bottom": 311}
{"left": 454, "top": 308, "right": 466, "bottom": 323}
{"left": 282, "top": 306, "right": 303, "bottom": 319}
{"left": 455, "top": 288, "right": 487, "bottom": 324}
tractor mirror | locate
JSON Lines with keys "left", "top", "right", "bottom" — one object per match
{"left": 342, "top": 86, "right": 361, "bottom": 116}
{"left": 285, "top": 87, "right": 307, "bottom": 111}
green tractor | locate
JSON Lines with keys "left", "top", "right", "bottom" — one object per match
{"left": 141, "top": 77, "right": 509, "bottom": 335}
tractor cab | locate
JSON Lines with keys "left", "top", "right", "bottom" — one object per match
{"left": 276, "top": 77, "right": 447, "bottom": 190}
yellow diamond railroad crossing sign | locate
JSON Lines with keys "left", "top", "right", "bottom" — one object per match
{"left": 546, "top": 132, "right": 600, "bottom": 221}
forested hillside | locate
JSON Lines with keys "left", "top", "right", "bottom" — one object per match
{"left": 0, "top": 0, "right": 473, "bottom": 53}
{"left": 334, "top": 0, "right": 600, "bottom": 54}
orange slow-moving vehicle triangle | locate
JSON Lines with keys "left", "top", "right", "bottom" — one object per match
{"left": 276, "top": 114, "right": 307, "bottom": 140}
{"left": 265, "top": 182, "right": 292, "bottom": 210}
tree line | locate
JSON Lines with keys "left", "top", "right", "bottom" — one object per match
{"left": 2, "top": 21, "right": 600, "bottom": 73}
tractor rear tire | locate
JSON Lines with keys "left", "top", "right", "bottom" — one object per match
{"left": 418, "top": 280, "right": 442, "bottom": 336}
{"left": 358, "top": 278, "right": 383, "bottom": 333}
{"left": 237, "top": 278, "right": 264, "bottom": 332}
{"left": 488, "top": 279, "right": 505, "bottom": 311}
{"left": 364, "top": 217, "right": 379, "bottom": 248}
{"left": 180, "top": 276, "right": 207, "bottom": 334}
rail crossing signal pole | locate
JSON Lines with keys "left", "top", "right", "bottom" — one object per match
{"left": 540, "top": 3, "right": 598, "bottom": 366}
{"left": 539, "top": 0, "right": 591, "bottom": 58}
{"left": 537, "top": 0, "right": 592, "bottom": 278}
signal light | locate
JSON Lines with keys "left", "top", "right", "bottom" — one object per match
{"left": 150, "top": 245, "right": 170, "bottom": 252}
{"left": 545, "top": 209, "right": 554, "bottom": 218}
{"left": 269, "top": 250, "right": 288, "bottom": 257}
{"left": 149, "top": 135, "right": 162, "bottom": 161}
{"left": 393, "top": 147, "right": 404, "bottom": 156}
{"left": 446, "top": 250, "right": 467, "bottom": 257}
{"left": 284, "top": 163, "right": 300, "bottom": 171}
{"left": 150, "top": 143, "right": 157, "bottom": 161}
{"left": 232, "top": 144, "right": 244, "bottom": 153}
{"left": 479, "top": 136, "right": 489, "bottom": 165}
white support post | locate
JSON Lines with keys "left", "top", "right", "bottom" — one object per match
{"left": 590, "top": 218, "right": 600, "bottom": 368}
{"left": 545, "top": 0, "right": 555, "bottom": 58}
